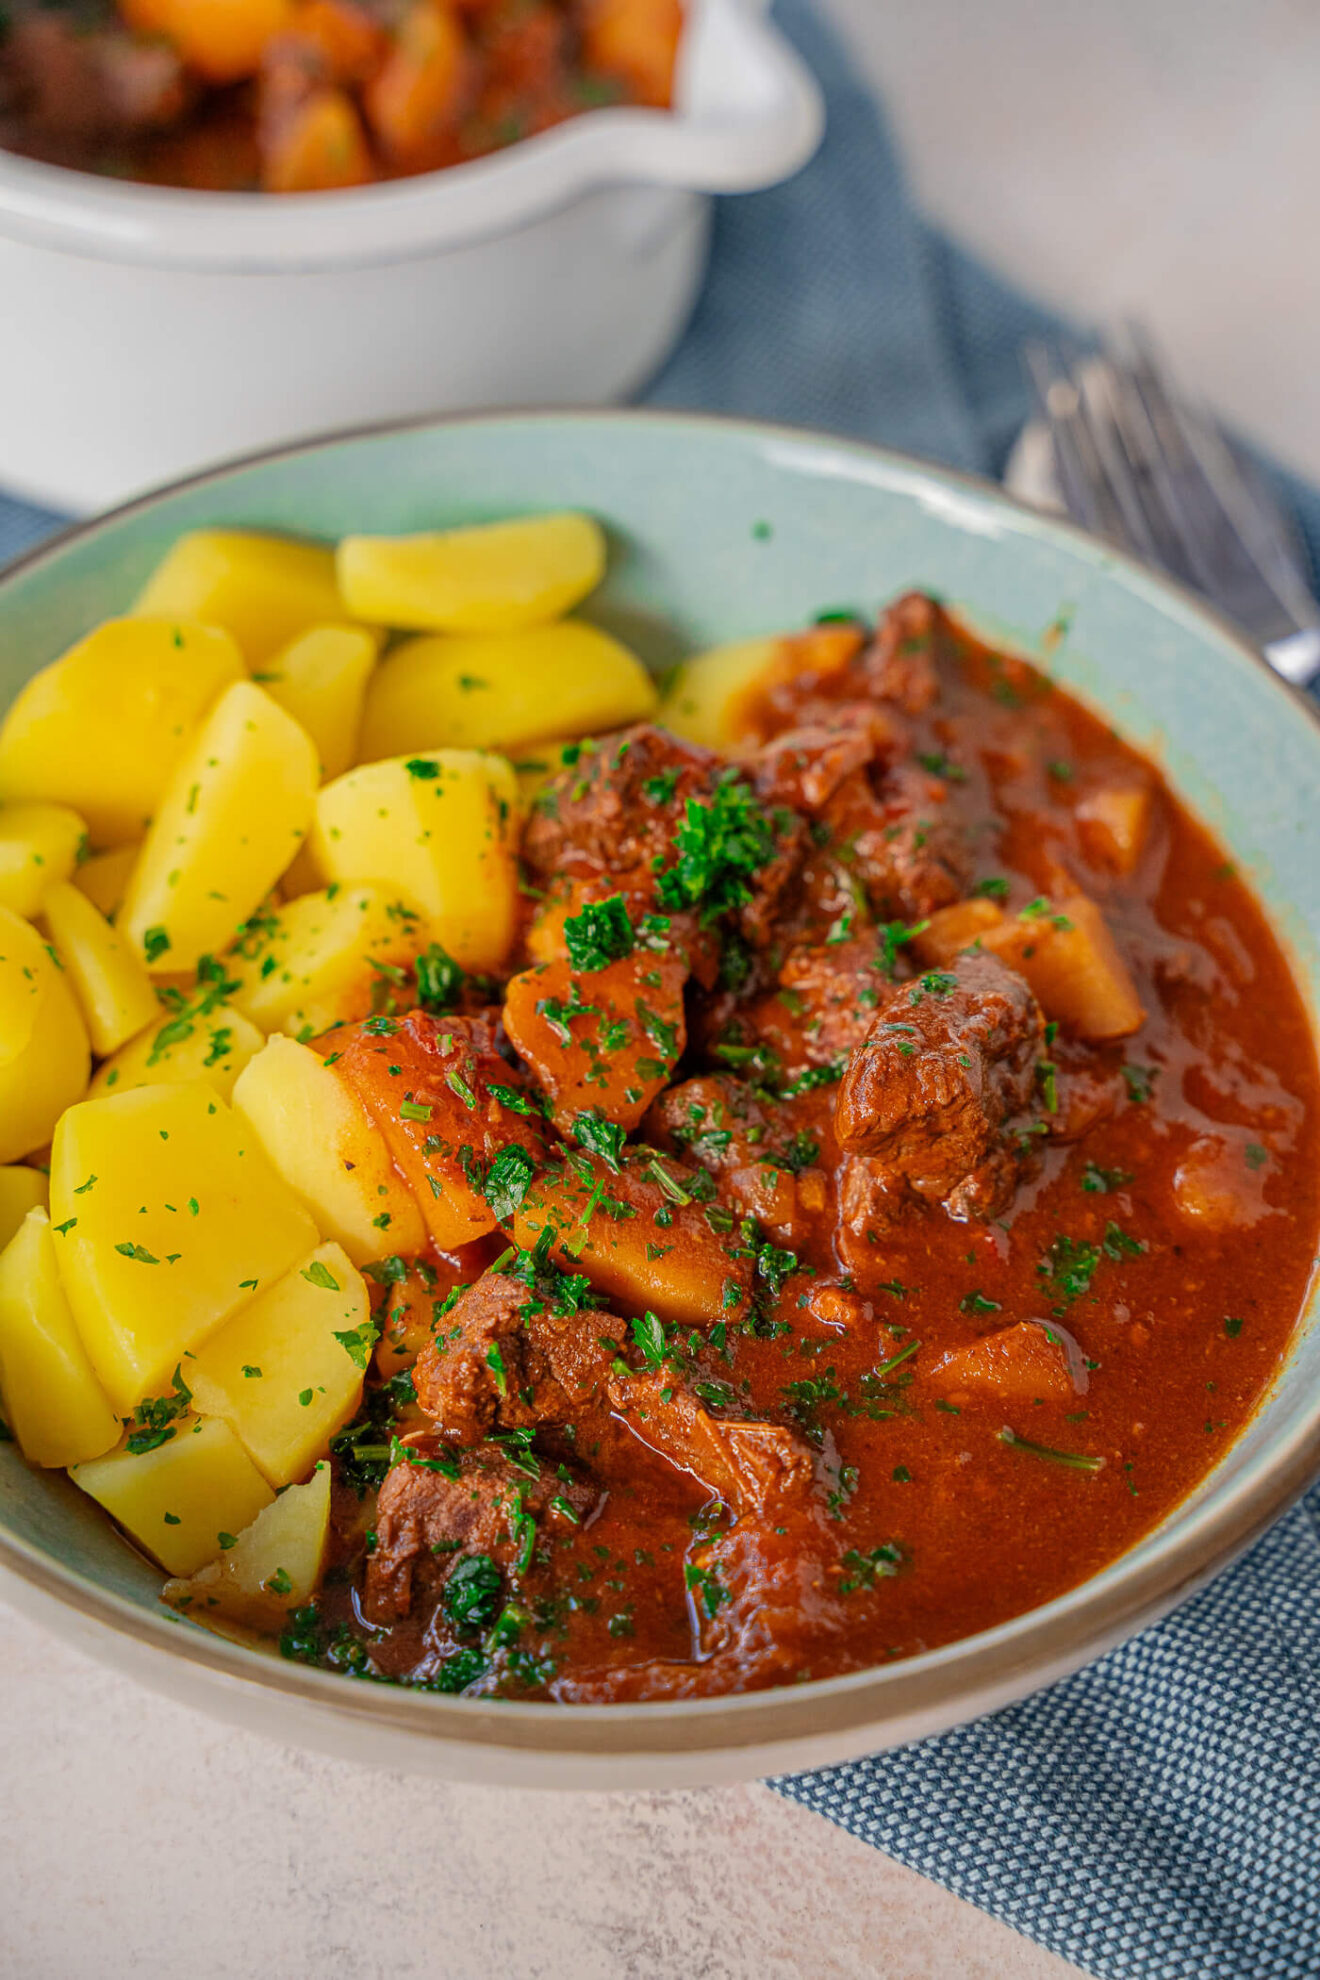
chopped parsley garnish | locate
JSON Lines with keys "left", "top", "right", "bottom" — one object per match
{"left": 656, "top": 770, "right": 780, "bottom": 925}
{"left": 973, "top": 876, "right": 1011, "bottom": 900}
{"left": 684, "top": 1562, "right": 728, "bottom": 1617}
{"left": 301, "top": 1259, "right": 341, "bottom": 1292}
{"left": 1082, "top": 1162, "right": 1132, "bottom": 1194}
{"left": 998, "top": 1429, "right": 1104, "bottom": 1473}
{"left": 838, "top": 1544, "right": 903, "bottom": 1593}
{"left": 414, "top": 942, "right": 465, "bottom": 1013}
{"left": 958, "top": 1290, "right": 1001, "bottom": 1316}
{"left": 442, "top": 1553, "right": 503, "bottom": 1632}
{"left": 1122, "top": 1063, "right": 1158, "bottom": 1104}
{"left": 564, "top": 894, "right": 634, "bottom": 971}
{"left": 333, "top": 1322, "right": 380, "bottom": 1370}
{"left": 124, "top": 1365, "right": 192, "bottom": 1454}
{"left": 572, "top": 1110, "right": 627, "bottom": 1172}
{"left": 142, "top": 925, "right": 171, "bottom": 965}
{"left": 483, "top": 1144, "right": 536, "bottom": 1220}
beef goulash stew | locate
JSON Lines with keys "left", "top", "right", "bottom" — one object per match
{"left": 0, "top": 0, "right": 680, "bottom": 192}
{"left": 0, "top": 511, "right": 1314, "bottom": 1704}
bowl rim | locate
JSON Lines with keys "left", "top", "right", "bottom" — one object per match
{"left": 0, "top": 0, "right": 824, "bottom": 274}
{"left": 2, "top": 402, "right": 1318, "bottom": 1767}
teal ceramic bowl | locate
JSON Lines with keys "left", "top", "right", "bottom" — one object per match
{"left": 2, "top": 411, "right": 1318, "bottom": 1788}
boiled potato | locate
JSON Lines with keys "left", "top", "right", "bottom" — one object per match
{"left": 0, "top": 1208, "right": 120, "bottom": 1467}
{"left": 71, "top": 1414, "right": 275, "bottom": 1578}
{"left": 134, "top": 530, "right": 347, "bottom": 666}
{"left": 982, "top": 893, "right": 1145, "bottom": 1041}
{"left": 0, "top": 1165, "right": 47, "bottom": 1248}
{"left": 187, "top": 1243, "right": 370, "bottom": 1485}
{"left": 119, "top": 681, "right": 318, "bottom": 974}
{"left": 41, "top": 882, "right": 159, "bottom": 1056}
{"left": 337, "top": 512, "right": 605, "bottom": 633}
{"left": 1076, "top": 780, "right": 1153, "bottom": 878}
{"left": 311, "top": 751, "right": 519, "bottom": 972}
{"left": 358, "top": 621, "right": 656, "bottom": 763}
{"left": 90, "top": 1002, "right": 263, "bottom": 1104}
{"left": 233, "top": 1036, "right": 425, "bottom": 1265}
{"left": 259, "top": 624, "right": 381, "bottom": 781}
{"left": 0, "top": 618, "right": 245, "bottom": 846}
{"left": 660, "top": 624, "right": 862, "bottom": 749}
{"left": 911, "top": 898, "right": 1006, "bottom": 967}
{"left": 225, "top": 884, "right": 426, "bottom": 1039}
{"left": 0, "top": 802, "right": 87, "bottom": 918}
{"left": 0, "top": 903, "right": 91, "bottom": 1163}
{"left": 164, "top": 1460, "right": 330, "bottom": 1631}
{"left": 74, "top": 842, "right": 139, "bottom": 919}
{"left": 49, "top": 1081, "right": 319, "bottom": 1409}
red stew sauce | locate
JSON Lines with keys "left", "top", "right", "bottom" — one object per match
{"left": 293, "top": 594, "right": 1320, "bottom": 1701}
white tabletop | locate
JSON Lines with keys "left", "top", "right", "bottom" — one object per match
{"left": 0, "top": 1597, "right": 1080, "bottom": 1979}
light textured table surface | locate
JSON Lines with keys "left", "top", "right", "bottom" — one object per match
{"left": 15, "top": 8, "right": 1308, "bottom": 1973}
{"left": 0, "top": 1599, "right": 1080, "bottom": 1980}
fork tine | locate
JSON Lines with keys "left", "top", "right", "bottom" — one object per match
{"left": 1023, "top": 341, "right": 1134, "bottom": 552}
{"left": 1127, "top": 325, "right": 1319, "bottom": 628}
{"left": 1096, "top": 342, "right": 1226, "bottom": 597}
{"left": 1070, "top": 357, "right": 1163, "bottom": 565}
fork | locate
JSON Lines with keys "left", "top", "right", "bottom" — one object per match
{"left": 1013, "top": 330, "right": 1320, "bottom": 687}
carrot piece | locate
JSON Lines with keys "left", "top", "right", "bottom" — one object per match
{"left": 581, "top": 0, "right": 683, "bottom": 108}
{"left": 262, "top": 85, "right": 375, "bottom": 190}
{"left": 362, "top": 0, "right": 470, "bottom": 168}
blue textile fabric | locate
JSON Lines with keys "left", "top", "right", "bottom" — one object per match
{"left": 0, "top": 5, "right": 1317, "bottom": 1973}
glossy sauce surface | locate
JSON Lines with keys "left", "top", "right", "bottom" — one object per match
{"left": 303, "top": 602, "right": 1320, "bottom": 1700}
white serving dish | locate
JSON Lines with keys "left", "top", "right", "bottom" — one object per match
{"left": 0, "top": 0, "right": 821, "bottom": 513}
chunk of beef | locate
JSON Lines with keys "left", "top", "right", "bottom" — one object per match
{"left": 835, "top": 950, "right": 1045, "bottom": 1220}
{"left": 745, "top": 705, "right": 901, "bottom": 816}
{"left": 415, "top": 1271, "right": 586, "bottom": 1444}
{"left": 858, "top": 591, "right": 953, "bottom": 715}
{"left": 608, "top": 1370, "right": 816, "bottom": 1519}
{"left": 365, "top": 1444, "right": 597, "bottom": 1623}
{"left": 817, "top": 762, "right": 969, "bottom": 923}
{"left": 732, "top": 936, "right": 894, "bottom": 1078}
{"left": 522, "top": 725, "right": 715, "bottom": 885}
{"left": 646, "top": 1073, "right": 830, "bottom": 1244}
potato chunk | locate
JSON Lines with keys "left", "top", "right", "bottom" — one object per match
{"left": 260, "top": 624, "right": 380, "bottom": 781}
{"left": 982, "top": 894, "right": 1144, "bottom": 1041}
{"left": 164, "top": 1460, "right": 331, "bottom": 1632}
{"left": 187, "top": 1243, "right": 369, "bottom": 1485}
{"left": 0, "top": 1208, "right": 120, "bottom": 1467}
{"left": 911, "top": 897, "right": 1006, "bottom": 966}
{"left": 503, "top": 950, "right": 687, "bottom": 1133}
{"left": 1076, "top": 780, "right": 1152, "bottom": 878}
{"left": 0, "top": 902, "right": 90, "bottom": 1163}
{"left": 511, "top": 1154, "right": 752, "bottom": 1326}
{"left": 134, "top": 529, "right": 347, "bottom": 666}
{"left": 90, "top": 1002, "right": 264, "bottom": 1104}
{"left": 931, "top": 1321, "right": 1081, "bottom": 1405}
{"left": 49, "top": 1081, "right": 318, "bottom": 1408}
{"left": 71, "top": 1415, "right": 275, "bottom": 1577}
{"left": 74, "top": 842, "right": 139, "bottom": 919}
{"left": 119, "top": 681, "right": 319, "bottom": 974}
{"left": 225, "top": 884, "right": 425, "bottom": 1039}
{"left": 0, "top": 1165, "right": 47, "bottom": 1248}
{"left": 41, "top": 881, "right": 159, "bottom": 1056}
{"left": 233, "top": 1035, "right": 425, "bottom": 1265}
{"left": 312, "top": 751, "right": 519, "bottom": 973}
{"left": 358, "top": 621, "right": 656, "bottom": 761}
{"left": 0, "top": 802, "right": 86, "bottom": 918}
{"left": 660, "top": 625, "right": 862, "bottom": 749}
{"left": 338, "top": 512, "right": 605, "bottom": 633}
{"left": 0, "top": 618, "right": 245, "bottom": 847}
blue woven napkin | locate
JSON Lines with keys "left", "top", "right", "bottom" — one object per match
{"left": 1, "top": 7, "right": 1317, "bottom": 1972}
